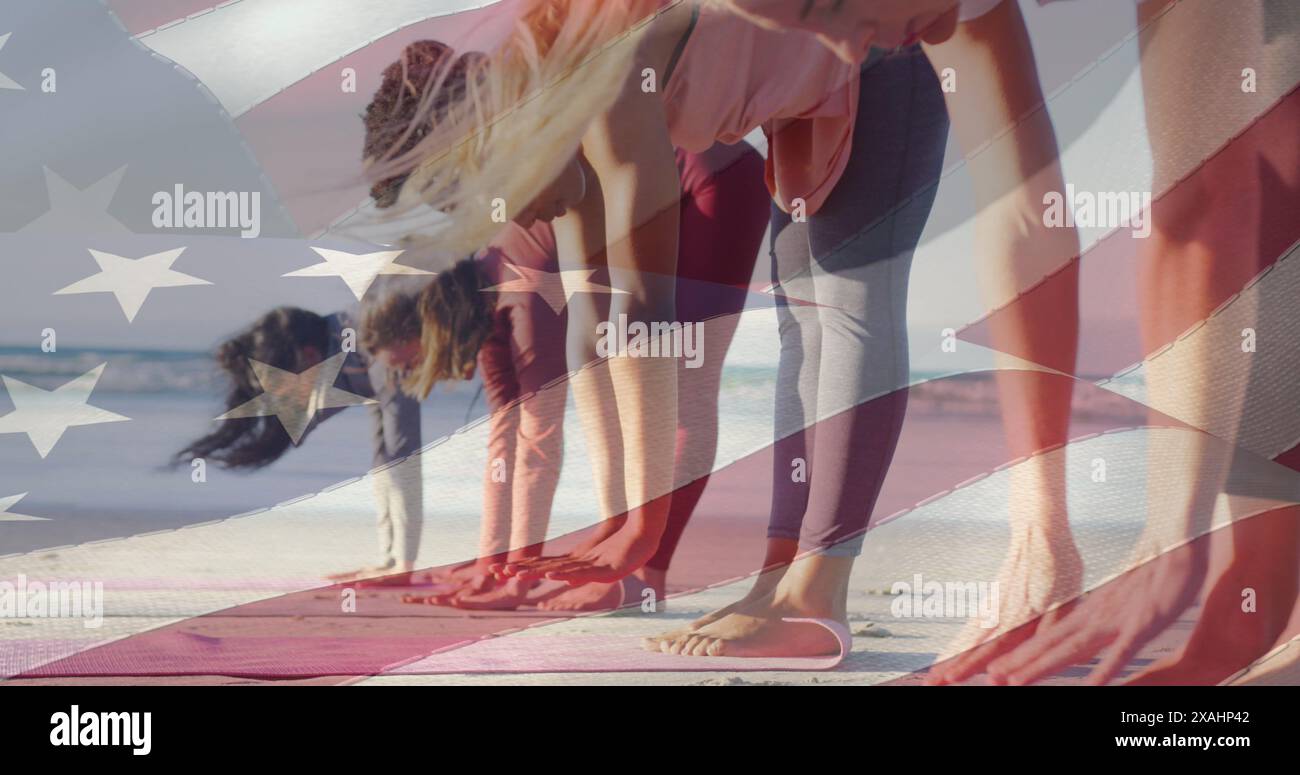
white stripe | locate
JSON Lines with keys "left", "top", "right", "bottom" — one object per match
{"left": 136, "top": 0, "right": 506, "bottom": 118}
{"left": 1099, "top": 240, "right": 1300, "bottom": 460}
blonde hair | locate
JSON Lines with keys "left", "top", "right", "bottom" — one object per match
{"left": 404, "top": 258, "right": 497, "bottom": 399}
{"left": 361, "top": 291, "right": 422, "bottom": 355}
{"left": 362, "top": 0, "right": 670, "bottom": 259}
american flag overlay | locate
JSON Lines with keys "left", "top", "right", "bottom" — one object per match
{"left": 1, "top": 0, "right": 1298, "bottom": 699}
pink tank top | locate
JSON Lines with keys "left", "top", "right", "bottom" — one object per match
{"left": 477, "top": 221, "right": 560, "bottom": 400}
{"left": 482, "top": 221, "right": 558, "bottom": 281}
{"left": 663, "top": 3, "right": 860, "bottom": 215}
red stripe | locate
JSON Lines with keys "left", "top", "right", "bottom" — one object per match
{"left": 232, "top": 2, "right": 525, "bottom": 236}
{"left": 959, "top": 86, "right": 1300, "bottom": 377}
{"left": 1274, "top": 441, "right": 1300, "bottom": 473}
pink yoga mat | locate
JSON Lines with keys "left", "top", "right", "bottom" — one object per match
{"left": 388, "top": 619, "right": 851, "bottom": 674}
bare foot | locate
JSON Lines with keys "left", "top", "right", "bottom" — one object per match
{"left": 538, "top": 582, "right": 621, "bottom": 612}
{"left": 428, "top": 561, "right": 484, "bottom": 586}
{"left": 489, "top": 519, "right": 622, "bottom": 579}
{"left": 448, "top": 577, "right": 537, "bottom": 611}
{"left": 664, "top": 607, "right": 844, "bottom": 657}
{"left": 642, "top": 562, "right": 790, "bottom": 649}
{"left": 499, "top": 515, "right": 666, "bottom": 585}
{"left": 401, "top": 569, "right": 493, "bottom": 606}
{"left": 539, "top": 568, "right": 667, "bottom": 612}
{"left": 649, "top": 554, "right": 851, "bottom": 659}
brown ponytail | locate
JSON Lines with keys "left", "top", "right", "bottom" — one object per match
{"left": 175, "top": 307, "right": 329, "bottom": 470}
{"left": 404, "top": 258, "right": 497, "bottom": 399}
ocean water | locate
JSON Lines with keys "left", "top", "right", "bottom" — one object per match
{"left": 1, "top": 336, "right": 1153, "bottom": 559}
{"left": 0, "top": 344, "right": 783, "bottom": 550}
{"left": 0, "top": 346, "right": 484, "bottom": 532}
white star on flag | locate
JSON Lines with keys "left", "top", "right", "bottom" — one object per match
{"left": 481, "top": 264, "right": 626, "bottom": 314}
{"left": 0, "top": 33, "right": 22, "bottom": 91}
{"left": 283, "top": 247, "right": 432, "bottom": 301}
{"left": 0, "top": 493, "right": 47, "bottom": 523}
{"left": 0, "top": 364, "right": 131, "bottom": 458}
{"left": 19, "top": 166, "right": 131, "bottom": 235}
{"left": 215, "top": 353, "right": 376, "bottom": 445}
{"left": 54, "top": 247, "right": 210, "bottom": 323}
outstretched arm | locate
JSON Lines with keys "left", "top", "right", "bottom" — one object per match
{"left": 921, "top": 0, "right": 1083, "bottom": 683}
{"left": 988, "top": 0, "right": 1289, "bottom": 685}
{"left": 508, "top": 57, "right": 684, "bottom": 584}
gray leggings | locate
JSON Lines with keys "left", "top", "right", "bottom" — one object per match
{"left": 767, "top": 45, "right": 949, "bottom": 555}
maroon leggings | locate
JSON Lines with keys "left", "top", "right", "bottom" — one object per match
{"left": 644, "top": 142, "right": 771, "bottom": 571}
{"left": 477, "top": 143, "right": 770, "bottom": 569}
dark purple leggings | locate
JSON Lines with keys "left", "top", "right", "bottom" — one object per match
{"left": 766, "top": 46, "right": 949, "bottom": 555}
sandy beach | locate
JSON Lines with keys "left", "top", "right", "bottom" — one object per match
{"left": 5, "top": 373, "right": 1294, "bottom": 685}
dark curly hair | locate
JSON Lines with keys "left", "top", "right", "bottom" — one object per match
{"left": 175, "top": 307, "right": 330, "bottom": 470}
{"left": 363, "top": 40, "right": 484, "bottom": 208}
